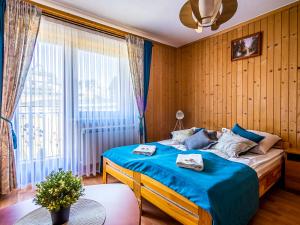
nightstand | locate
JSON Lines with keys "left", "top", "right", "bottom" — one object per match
{"left": 285, "top": 148, "right": 300, "bottom": 193}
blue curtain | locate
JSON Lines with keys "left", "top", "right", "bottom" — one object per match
{"left": 0, "top": 0, "right": 5, "bottom": 115}
{"left": 143, "top": 40, "right": 153, "bottom": 142}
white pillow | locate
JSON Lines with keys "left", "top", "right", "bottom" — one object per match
{"left": 171, "top": 129, "right": 194, "bottom": 143}
{"left": 221, "top": 128, "right": 232, "bottom": 134}
{"left": 248, "top": 130, "right": 281, "bottom": 154}
{"left": 213, "top": 132, "right": 257, "bottom": 158}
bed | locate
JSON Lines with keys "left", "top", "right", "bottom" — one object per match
{"left": 102, "top": 139, "right": 287, "bottom": 225}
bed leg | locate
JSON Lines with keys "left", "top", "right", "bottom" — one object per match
{"left": 198, "top": 207, "right": 212, "bottom": 225}
{"left": 102, "top": 158, "right": 108, "bottom": 184}
{"left": 133, "top": 172, "right": 142, "bottom": 212}
{"left": 280, "top": 156, "right": 285, "bottom": 189}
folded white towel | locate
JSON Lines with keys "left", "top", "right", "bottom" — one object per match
{"left": 176, "top": 154, "right": 204, "bottom": 171}
{"left": 133, "top": 145, "right": 156, "bottom": 156}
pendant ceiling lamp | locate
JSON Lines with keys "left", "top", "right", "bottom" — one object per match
{"left": 180, "top": 0, "right": 238, "bottom": 33}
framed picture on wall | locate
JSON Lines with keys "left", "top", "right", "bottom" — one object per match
{"left": 231, "top": 32, "right": 262, "bottom": 61}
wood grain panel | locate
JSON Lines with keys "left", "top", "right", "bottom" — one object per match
{"left": 274, "top": 13, "right": 282, "bottom": 136}
{"left": 289, "top": 6, "right": 298, "bottom": 147}
{"left": 247, "top": 23, "right": 255, "bottom": 130}
{"left": 176, "top": 2, "right": 300, "bottom": 147}
{"left": 281, "top": 10, "right": 290, "bottom": 141}
{"left": 145, "top": 43, "right": 176, "bottom": 142}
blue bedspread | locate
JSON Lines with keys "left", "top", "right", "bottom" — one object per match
{"left": 103, "top": 142, "right": 259, "bottom": 225}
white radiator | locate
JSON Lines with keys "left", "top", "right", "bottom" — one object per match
{"left": 80, "top": 124, "right": 138, "bottom": 176}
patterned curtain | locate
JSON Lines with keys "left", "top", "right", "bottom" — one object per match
{"left": 0, "top": 0, "right": 41, "bottom": 194}
{"left": 125, "top": 35, "right": 145, "bottom": 143}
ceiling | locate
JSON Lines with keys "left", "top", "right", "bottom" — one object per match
{"left": 35, "top": 0, "right": 297, "bottom": 47}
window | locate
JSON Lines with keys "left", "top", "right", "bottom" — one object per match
{"left": 77, "top": 49, "right": 121, "bottom": 112}
{"left": 14, "top": 16, "right": 139, "bottom": 187}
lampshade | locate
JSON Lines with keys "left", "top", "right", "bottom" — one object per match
{"left": 176, "top": 110, "right": 184, "bottom": 120}
{"left": 196, "top": 0, "right": 222, "bottom": 27}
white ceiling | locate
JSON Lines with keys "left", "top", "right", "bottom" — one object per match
{"left": 35, "top": 0, "right": 297, "bottom": 47}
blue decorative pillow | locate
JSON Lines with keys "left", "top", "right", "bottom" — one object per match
{"left": 232, "top": 123, "right": 264, "bottom": 143}
{"left": 193, "top": 128, "right": 218, "bottom": 140}
{"left": 193, "top": 128, "right": 204, "bottom": 133}
{"left": 184, "top": 129, "right": 217, "bottom": 150}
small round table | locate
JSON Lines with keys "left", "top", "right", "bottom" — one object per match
{"left": 0, "top": 184, "right": 140, "bottom": 225}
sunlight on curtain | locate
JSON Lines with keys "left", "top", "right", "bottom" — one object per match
{"left": 13, "top": 16, "right": 139, "bottom": 187}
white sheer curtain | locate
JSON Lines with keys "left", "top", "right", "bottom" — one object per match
{"left": 13, "top": 16, "right": 139, "bottom": 187}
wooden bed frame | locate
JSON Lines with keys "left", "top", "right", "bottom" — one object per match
{"left": 103, "top": 143, "right": 287, "bottom": 225}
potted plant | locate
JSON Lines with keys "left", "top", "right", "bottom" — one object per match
{"left": 33, "top": 169, "right": 85, "bottom": 225}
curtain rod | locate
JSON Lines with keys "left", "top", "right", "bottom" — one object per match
{"left": 42, "top": 12, "right": 125, "bottom": 39}
{"left": 27, "top": 1, "right": 127, "bottom": 40}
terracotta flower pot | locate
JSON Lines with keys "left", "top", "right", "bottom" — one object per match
{"left": 50, "top": 206, "right": 71, "bottom": 225}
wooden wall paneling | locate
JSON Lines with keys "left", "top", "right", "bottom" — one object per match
{"left": 190, "top": 46, "right": 195, "bottom": 127}
{"left": 213, "top": 36, "right": 219, "bottom": 129}
{"left": 157, "top": 46, "right": 163, "bottom": 141}
{"left": 201, "top": 42, "right": 205, "bottom": 127}
{"left": 281, "top": 10, "right": 289, "bottom": 142}
{"left": 154, "top": 45, "right": 162, "bottom": 141}
{"left": 163, "top": 47, "right": 172, "bottom": 138}
{"left": 165, "top": 47, "right": 171, "bottom": 137}
{"left": 205, "top": 40, "right": 209, "bottom": 128}
{"left": 209, "top": 38, "right": 214, "bottom": 129}
{"left": 205, "top": 39, "right": 210, "bottom": 129}
{"left": 180, "top": 47, "right": 187, "bottom": 125}
{"left": 267, "top": 15, "right": 274, "bottom": 134}
{"left": 193, "top": 44, "right": 198, "bottom": 126}
{"left": 167, "top": 47, "right": 173, "bottom": 135}
{"left": 188, "top": 45, "right": 195, "bottom": 128}
{"left": 298, "top": 4, "right": 300, "bottom": 148}
{"left": 169, "top": 47, "right": 175, "bottom": 134}
{"left": 172, "top": 47, "right": 177, "bottom": 131}
{"left": 175, "top": 2, "right": 300, "bottom": 146}
{"left": 193, "top": 43, "right": 199, "bottom": 126}
{"left": 196, "top": 44, "right": 200, "bottom": 124}
{"left": 222, "top": 33, "right": 228, "bottom": 128}
{"left": 231, "top": 29, "right": 238, "bottom": 127}
{"left": 247, "top": 22, "right": 255, "bottom": 130}
{"left": 202, "top": 43, "right": 206, "bottom": 127}
{"left": 254, "top": 20, "right": 261, "bottom": 131}
{"left": 273, "top": 13, "right": 282, "bottom": 136}
{"left": 200, "top": 41, "right": 205, "bottom": 127}
{"left": 260, "top": 18, "right": 268, "bottom": 132}
{"left": 183, "top": 45, "right": 194, "bottom": 128}
{"left": 146, "top": 44, "right": 176, "bottom": 142}
{"left": 161, "top": 46, "right": 167, "bottom": 139}
{"left": 168, "top": 46, "right": 176, "bottom": 138}
{"left": 166, "top": 47, "right": 171, "bottom": 137}
{"left": 289, "top": 6, "right": 298, "bottom": 147}
{"left": 237, "top": 27, "right": 243, "bottom": 126}
{"left": 217, "top": 35, "right": 223, "bottom": 129}
{"left": 196, "top": 43, "right": 200, "bottom": 127}
{"left": 226, "top": 31, "right": 233, "bottom": 128}
{"left": 176, "top": 48, "right": 182, "bottom": 121}
{"left": 242, "top": 25, "right": 249, "bottom": 128}
{"left": 176, "top": 48, "right": 182, "bottom": 112}
{"left": 198, "top": 43, "right": 201, "bottom": 126}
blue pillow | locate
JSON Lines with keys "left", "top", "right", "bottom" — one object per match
{"left": 193, "top": 128, "right": 204, "bottom": 133}
{"left": 232, "top": 123, "right": 264, "bottom": 143}
{"left": 194, "top": 128, "right": 218, "bottom": 140}
{"left": 184, "top": 129, "right": 217, "bottom": 150}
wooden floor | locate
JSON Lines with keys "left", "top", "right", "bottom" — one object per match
{"left": 1, "top": 174, "right": 300, "bottom": 225}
